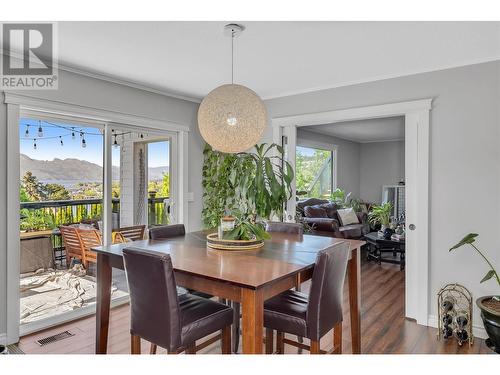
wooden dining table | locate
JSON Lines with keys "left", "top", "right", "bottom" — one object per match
{"left": 92, "top": 230, "right": 365, "bottom": 354}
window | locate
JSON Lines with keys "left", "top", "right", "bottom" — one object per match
{"left": 295, "top": 145, "right": 334, "bottom": 199}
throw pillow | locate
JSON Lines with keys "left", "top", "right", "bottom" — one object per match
{"left": 337, "top": 208, "right": 360, "bottom": 226}
{"left": 304, "top": 205, "right": 328, "bottom": 218}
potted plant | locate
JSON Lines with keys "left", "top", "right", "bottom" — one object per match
{"left": 368, "top": 202, "right": 393, "bottom": 232}
{"left": 202, "top": 143, "right": 293, "bottom": 229}
{"left": 222, "top": 216, "right": 271, "bottom": 241}
{"left": 450, "top": 233, "right": 500, "bottom": 353}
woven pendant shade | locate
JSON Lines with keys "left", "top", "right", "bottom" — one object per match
{"left": 198, "top": 84, "right": 267, "bottom": 153}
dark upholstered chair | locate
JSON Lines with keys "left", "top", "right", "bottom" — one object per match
{"left": 264, "top": 241, "right": 350, "bottom": 354}
{"left": 266, "top": 221, "right": 303, "bottom": 235}
{"left": 149, "top": 223, "right": 185, "bottom": 240}
{"left": 123, "top": 247, "right": 232, "bottom": 354}
{"left": 148, "top": 224, "right": 212, "bottom": 299}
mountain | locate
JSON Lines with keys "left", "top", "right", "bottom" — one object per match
{"left": 20, "top": 154, "right": 168, "bottom": 183}
{"left": 148, "top": 166, "right": 169, "bottom": 180}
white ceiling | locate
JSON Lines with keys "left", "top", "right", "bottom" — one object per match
{"left": 304, "top": 117, "right": 405, "bottom": 143}
{"left": 19, "top": 22, "right": 500, "bottom": 100}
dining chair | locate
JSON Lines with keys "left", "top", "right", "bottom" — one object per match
{"left": 149, "top": 223, "right": 185, "bottom": 239}
{"left": 115, "top": 225, "right": 146, "bottom": 241}
{"left": 123, "top": 247, "right": 233, "bottom": 354}
{"left": 59, "top": 225, "right": 85, "bottom": 267}
{"left": 148, "top": 224, "right": 209, "bottom": 299}
{"left": 265, "top": 221, "right": 304, "bottom": 235}
{"left": 264, "top": 241, "right": 350, "bottom": 354}
{"left": 76, "top": 228, "right": 101, "bottom": 268}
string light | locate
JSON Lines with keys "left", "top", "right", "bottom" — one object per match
{"left": 37, "top": 121, "right": 43, "bottom": 137}
{"left": 22, "top": 121, "right": 133, "bottom": 151}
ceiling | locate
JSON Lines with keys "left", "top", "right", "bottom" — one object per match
{"left": 15, "top": 22, "right": 500, "bottom": 101}
{"left": 303, "top": 117, "right": 405, "bottom": 143}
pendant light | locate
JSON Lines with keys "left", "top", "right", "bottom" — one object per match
{"left": 198, "top": 24, "right": 267, "bottom": 153}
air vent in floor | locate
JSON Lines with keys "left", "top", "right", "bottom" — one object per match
{"left": 36, "top": 330, "right": 75, "bottom": 346}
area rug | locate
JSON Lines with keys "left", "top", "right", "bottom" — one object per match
{"left": 20, "top": 265, "right": 128, "bottom": 325}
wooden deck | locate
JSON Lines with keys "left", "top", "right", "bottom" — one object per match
{"left": 18, "top": 253, "right": 491, "bottom": 354}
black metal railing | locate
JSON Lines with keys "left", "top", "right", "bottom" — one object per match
{"left": 20, "top": 196, "right": 170, "bottom": 228}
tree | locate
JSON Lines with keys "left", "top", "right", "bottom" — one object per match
{"left": 21, "top": 171, "right": 45, "bottom": 201}
{"left": 44, "top": 183, "right": 70, "bottom": 201}
{"left": 148, "top": 173, "right": 170, "bottom": 197}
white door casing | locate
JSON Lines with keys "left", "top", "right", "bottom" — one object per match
{"left": 272, "top": 99, "right": 432, "bottom": 325}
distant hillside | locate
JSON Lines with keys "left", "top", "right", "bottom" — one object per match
{"left": 20, "top": 154, "right": 168, "bottom": 183}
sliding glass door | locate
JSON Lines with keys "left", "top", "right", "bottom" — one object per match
{"left": 17, "top": 114, "right": 175, "bottom": 335}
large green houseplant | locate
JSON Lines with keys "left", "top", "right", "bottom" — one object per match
{"left": 450, "top": 233, "right": 500, "bottom": 353}
{"left": 202, "top": 143, "right": 293, "bottom": 240}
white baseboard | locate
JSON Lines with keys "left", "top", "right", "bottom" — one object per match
{"left": 0, "top": 333, "right": 6, "bottom": 345}
{"left": 428, "top": 314, "right": 488, "bottom": 340}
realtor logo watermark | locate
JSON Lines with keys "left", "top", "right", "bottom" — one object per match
{"left": 1, "top": 22, "right": 58, "bottom": 89}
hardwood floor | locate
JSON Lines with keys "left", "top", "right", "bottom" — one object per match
{"left": 18, "top": 252, "right": 491, "bottom": 354}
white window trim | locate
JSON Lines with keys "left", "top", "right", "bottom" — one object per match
{"left": 4, "top": 92, "right": 190, "bottom": 344}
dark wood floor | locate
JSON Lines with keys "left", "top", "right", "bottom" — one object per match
{"left": 18, "top": 252, "right": 491, "bottom": 354}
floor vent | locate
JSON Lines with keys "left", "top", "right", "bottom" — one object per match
{"left": 36, "top": 330, "right": 74, "bottom": 346}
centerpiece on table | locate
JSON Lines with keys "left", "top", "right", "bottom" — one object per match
{"left": 202, "top": 143, "right": 293, "bottom": 251}
{"left": 207, "top": 215, "right": 271, "bottom": 251}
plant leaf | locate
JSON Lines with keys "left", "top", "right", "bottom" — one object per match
{"left": 449, "top": 233, "right": 478, "bottom": 251}
{"left": 480, "top": 270, "right": 495, "bottom": 283}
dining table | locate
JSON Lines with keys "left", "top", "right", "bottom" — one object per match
{"left": 92, "top": 230, "right": 365, "bottom": 354}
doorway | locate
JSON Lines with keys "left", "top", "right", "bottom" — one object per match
{"left": 273, "top": 99, "right": 431, "bottom": 325}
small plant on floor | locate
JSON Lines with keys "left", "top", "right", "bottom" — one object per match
{"left": 368, "top": 202, "right": 393, "bottom": 230}
{"left": 449, "top": 233, "right": 500, "bottom": 354}
{"left": 449, "top": 233, "right": 499, "bottom": 295}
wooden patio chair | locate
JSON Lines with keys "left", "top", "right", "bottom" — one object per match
{"left": 59, "top": 225, "right": 85, "bottom": 268}
{"left": 114, "top": 225, "right": 146, "bottom": 242}
{"left": 76, "top": 228, "right": 102, "bottom": 268}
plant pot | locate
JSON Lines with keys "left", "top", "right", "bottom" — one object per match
{"left": 477, "top": 296, "right": 500, "bottom": 354}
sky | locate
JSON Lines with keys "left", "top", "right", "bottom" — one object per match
{"left": 19, "top": 118, "right": 169, "bottom": 168}
{"left": 297, "top": 145, "right": 318, "bottom": 157}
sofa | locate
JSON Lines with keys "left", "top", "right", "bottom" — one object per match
{"left": 296, "top": 198, "right": 369, "bottom": 239}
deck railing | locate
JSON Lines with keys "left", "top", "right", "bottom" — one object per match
{"left": 20, "top": 196, "right": 170, "bottom": 228}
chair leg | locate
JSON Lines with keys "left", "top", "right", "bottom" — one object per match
{"left": 221, "top": 326, "right": 231, "bottom": 354}
{"left": 333, "top": 322, "right": 342, "bottom": 354}
{"left": 186, "top": 343, "right": 196, "bottom": 354}
{"left": 131, "top": 334, "right": 141, "bottom": 354}
{"left": 276, "top": 331, "right": 284, "bottom": 354}
{"left": 150, "top": 343, "right": 157, "bottom": 354}
{"left": 310, "top": 340, "right": 321, "bottom": 354}
{"left": 232, "top": 302, "right": 240, "bottom": 353}
{"left": 265, "top": 328, "right": 274, "bottom": 354}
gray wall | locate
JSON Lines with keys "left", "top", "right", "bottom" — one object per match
{"left": 359, "top": 141, "right": 405, "bottom": 204}
{"left": 296, "top": 129, "right": 361, "bottom": 197}
{"left": 264, "top": 61, "right": 500, "bottom": 329}
{"left": 0, "top": 69, "right": 203, "bottom": 338}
